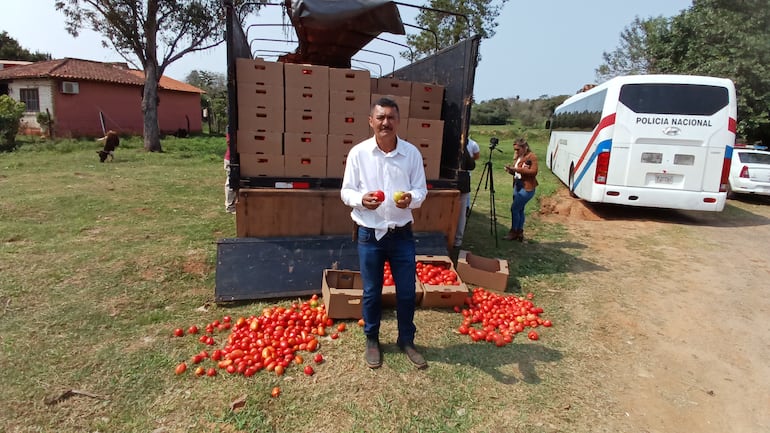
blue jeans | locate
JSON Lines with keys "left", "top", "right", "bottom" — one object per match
{"left": 511, "top": 181, "right": 536, "bottom": 231}
{"left": 357, "top": 225, "right": 417, "bottom": 344}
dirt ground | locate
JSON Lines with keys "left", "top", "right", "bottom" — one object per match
{"left": 538, "top": 190, "right": 770, "bottom": 433}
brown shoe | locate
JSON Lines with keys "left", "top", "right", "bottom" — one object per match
{"left": 516, "top": 230, "right": 524, "bottom": 242}
{"left": 397, "top": 341, "right": 427, "bottom": 369}
{"left": 503, "top": 229, "right": 517, "bottom": 241}
{"left": 365, "top": 337, "right": 382, "bottom": 369}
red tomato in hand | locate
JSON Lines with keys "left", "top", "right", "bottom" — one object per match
{"left": 373, "top": 190, "right": 385, "bottom": 202}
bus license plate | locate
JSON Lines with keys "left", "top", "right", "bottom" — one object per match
{"left": 656, "top": 175, "right": 674, "bottom": 184}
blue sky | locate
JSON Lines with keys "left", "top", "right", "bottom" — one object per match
{"left": 3, "top": 0, "right": 692, "bottom": 101}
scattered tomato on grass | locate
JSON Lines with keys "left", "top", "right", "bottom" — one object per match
{"left": 454, "top": 288, "right": 552, "bottom": 347}
{"left": 171, "top": 297, "right": 338, "bottom": 380}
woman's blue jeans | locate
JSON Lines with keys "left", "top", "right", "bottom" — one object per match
{"left": 357, "top": 225, "right": 417, "bottom": 344}
{"left": 511, "top": 182, "right": 536, "bottom": 231}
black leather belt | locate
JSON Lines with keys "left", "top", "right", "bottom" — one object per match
{"left": 387, "top": 222, "right": 412, "bottom": 234}
{"left": 354, "top": 222, "right": 412, "bottom": 239}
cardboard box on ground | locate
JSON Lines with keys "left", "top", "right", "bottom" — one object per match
{"left": 322, "top": 255, "right": 468, "bottom": 319}
{"left": 416, "top": 255, "right": 468, "bottom": 308}
{"left": 456, "top": 250, "right": 510, "bottom": 293}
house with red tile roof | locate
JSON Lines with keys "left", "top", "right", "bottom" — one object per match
{"left": 0, "top": 58, "right": 204, "bottom": 137}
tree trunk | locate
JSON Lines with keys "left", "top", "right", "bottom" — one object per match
{"left": 142, "top": 63, "right": 162, "bottom": 152}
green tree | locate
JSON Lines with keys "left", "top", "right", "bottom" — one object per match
{"left": 471, "top": 98, "right": 511, "bottom": 125}
{"left": 595, "top": 16, "right": 670, "bottom": 82}
{"left": 402, "top": 0, "right": 508, "bottom": 61}
{"left": 54, "top": 0, "right": 262, "bottom": 152}
{"left": 186, "top": 70, "right": 227, "bottom": 134}
{"left": 651, "top": 0, "right": 770, "bottom": 142}
{"left": 0, "top": 95, "right": 26, "bottom": 152}
{"left": 0, "top": 31, "right": 52, "bottom": 62}
{"left": 596, "top": 0, "right": 770, "bottom": 142}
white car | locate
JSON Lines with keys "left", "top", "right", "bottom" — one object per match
{"left": 728, "top": 147, "right": 770, "bottom": 197}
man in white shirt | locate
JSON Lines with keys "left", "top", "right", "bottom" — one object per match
{"left": 454, "top": 137, "right": 480, "bottom": 247}
{"left": 341, "top": 97, "right": 428, "bottom": 370}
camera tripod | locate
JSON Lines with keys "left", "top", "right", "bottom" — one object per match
{"left": 469, "top": 139, "right": 502, "bottom": 247}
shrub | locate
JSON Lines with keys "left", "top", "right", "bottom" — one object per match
{"left": 0, "top": 95, "right": 25, "bottom": 152}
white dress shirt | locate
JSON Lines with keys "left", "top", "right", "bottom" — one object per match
{"left": 341, "top": 136, "right": 428, "bottom": 240}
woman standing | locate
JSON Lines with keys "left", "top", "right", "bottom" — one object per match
{"left": 503, "top": 138, "right": 539, "bottom": 241}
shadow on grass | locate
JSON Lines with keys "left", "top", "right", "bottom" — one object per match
{"left": 423, "top": 341, "right": 563, "bottom": 385}
{"left": 490, "top": 236, "right": 607, "bottom": 293}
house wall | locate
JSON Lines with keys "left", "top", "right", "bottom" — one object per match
{"left": 8, "top": 79, "right": 54, "bottom": 134}
{"left": 158, "top": 89, "right": 202, "bottom": 135}
{"left": 6, "top": 78, "right": 201, "bottom": 138}
{"left": 54, "top": 80, "right": 143, "bottom": 137}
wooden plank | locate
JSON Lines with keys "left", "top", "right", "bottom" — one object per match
{"left": 413, "top": 190, "right": 460, "bottom": 247}
{"left": 235, "top": 188, "right": 460, "bottom": 249}
{"left": 235, "top": 189, "right": 324, "bottom": 237}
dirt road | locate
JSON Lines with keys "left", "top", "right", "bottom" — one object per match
{"left": 539, "top": 192, "right": 770, "bottom": 433}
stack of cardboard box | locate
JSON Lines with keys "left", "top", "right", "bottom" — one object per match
{"left": 236, "top": 58, "right": 285, "bottom": 177}
{"left": 327, "top": 68, "right": 371, "bottom": 178}
{"left": 408, "top": 83, "right": 444, "bottom": 179}
{"left": 283, "top": 63, "right": 329, "bottom": 177}
{"left": 235, "top": 58, "right": 446, "bottom": 180}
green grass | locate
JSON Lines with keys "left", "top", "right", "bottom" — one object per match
{"left": 0, "top": 129, "right": 608, "bottom": 433}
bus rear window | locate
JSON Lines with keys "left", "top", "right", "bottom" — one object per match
{"left": 619, "top": 84, "right": 729, "bottom": 116}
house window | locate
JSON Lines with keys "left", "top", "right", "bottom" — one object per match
{"left": 19, "top": 88, "right": 40, "bottom": 112}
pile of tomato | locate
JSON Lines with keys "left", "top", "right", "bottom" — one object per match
{"left": 172, "top": 294, "right": 345, "bottom": 386}
{"left": 417, "top": 260, "right": 460, "bottom": 285}
{"left": 382, "top": 260, "right": 460, "bottom": 286}
{"left": 455, "top": 287, "right": 552, "bottom": 346}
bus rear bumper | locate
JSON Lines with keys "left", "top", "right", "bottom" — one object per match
{"left": 595, "top": 186, "right": 726, "bottom": 211}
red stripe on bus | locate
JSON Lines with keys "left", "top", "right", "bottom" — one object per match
{"left": 574, "top": 113, "right": 616, "bottom": 174}
{"left": 728, "top": 117, "right": 737, "bottom": 133}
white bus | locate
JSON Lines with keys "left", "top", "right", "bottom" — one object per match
{"left": 546, "top": 75, "right": 737, "bottom": 211}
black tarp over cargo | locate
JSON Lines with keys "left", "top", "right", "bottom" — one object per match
{"left": 281, "top": 0, "right": 405, "bottom": 68}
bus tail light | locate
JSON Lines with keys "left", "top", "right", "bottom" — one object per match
{"left": 595, "top": 151, "right": 610, "bottom": 184}
{"left": 719, "top": 156, "right": 732, "bottom": 192}
{"left": 739, "top": 166, "right": 749, "bottom": 178}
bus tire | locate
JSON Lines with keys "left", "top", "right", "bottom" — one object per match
{"left": 568, "top": 165, "right": 577, "bottom": 198}
{"left": 726, "top": 183, "right": 735, "bottom": 199}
